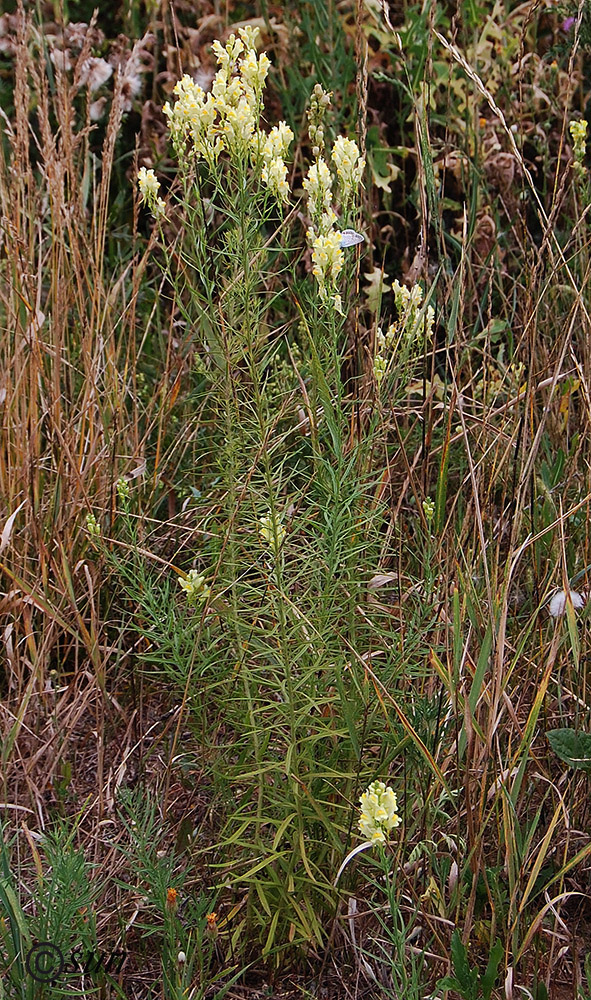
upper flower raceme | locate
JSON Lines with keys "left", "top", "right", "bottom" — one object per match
{"left": 162, "top": 29, "right": 294, "bottom": 200}
{"left": 358, "top": 781, "right": 401, "bottom": 844}
{"left": 259, "top": 122, "right": 294, "bottom": 205}
{"left": 261, "top": 122, "right": 294, "bottom": 165}
{"left": 303, "top": 159, "right": 333, "bottom": 222}
{"left": 239, "top": 48, "right": 271, "bottom": 100}
{"left": 137, "top": 167, "right": 165, "bottom": 218}
{"left": 164, "top": 28, "right": 273, "bottom": 163}
{"left": 331, "top": 136, "right": 365, "bottom": 202}
{"left": 570, "top": 118, "right": 588, "bottom": 174}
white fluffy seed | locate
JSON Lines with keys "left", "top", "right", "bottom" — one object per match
{"left": 548, "top": 589, "right": 585, "bottom": 617}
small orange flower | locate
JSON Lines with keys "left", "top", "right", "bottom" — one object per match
{"left": 166, "top": 887, "right": 178, "bottom": 913}
{"left": 205, "top": 911, "right": 218, "bottom": 938}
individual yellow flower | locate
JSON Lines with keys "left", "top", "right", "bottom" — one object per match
{"left": 238, "top": 25, "right": 260, "bottom": 51}
{"left": 358, "top": 780, "right": 401, "bottom": 844}
{"left": 179, "top": 569, "right": 210, "bottom": 605}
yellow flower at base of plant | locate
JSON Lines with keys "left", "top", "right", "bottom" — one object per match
{"left": 358, "top": 780, "right": 401, "bottom": 844}
{"left": 179, "top": 569, "right": 210, "bottom": 605}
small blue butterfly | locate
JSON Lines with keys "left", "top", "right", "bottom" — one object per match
{"left": 340, "top": 229, "right": 365, "bottom": 248}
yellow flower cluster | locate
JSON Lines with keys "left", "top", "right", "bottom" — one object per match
{"left": 262, "top": 121, "right": 294, "bottom": 164}
{"left": 259, "top": 121, "right": 294, "bottom": 204}
{"left": 137, "top": 167, "right": 166, "bottom": 218}
{"left": 116, "top": 477, "right": 131, "bottom": 502}
{"left": 422, "top": 496, "right": 435, "bottom": 522}
{"left": 332, "top": 136, "right": 365, "bottom": 203}
{"left": 374, "top": 279, "right": 434, "bottom": 385}
{"left": 303, "top": 132, "right": 364, "bottom": 309}
{"left": 570, "top": 118, "right": 587, "bottom": 173}
{"left": 307, "top": 229, "right": 344, "bottom": 308}
{"left": 162, "top": 30, "right": 294, "bottom": 206}
{"left": 179, "top": 569, "right": 210, "bottom": 605}
{"left": 358, "top": 781, "right": 401, "bottom": 845}
{"left": 261, "top": 157, "right": 290, "bottom": 203}
{"left": 303, "top": 159, "right": 333, "bottom": 222}
{"left": 163, "top": 28, "right": 270, "bottom": 163}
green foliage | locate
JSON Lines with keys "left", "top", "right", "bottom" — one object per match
{"left": 547, "top": 728, "right": 591, "bottom": 771}
{"left": 437, "top": 930, "right": 503, "bottom": 1000}
{"left": 0, "top": 822, "right": 103, "bottom": 998}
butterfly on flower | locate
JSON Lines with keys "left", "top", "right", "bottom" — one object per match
{"left": 339, "top": 229, "right": 365, "bottom": 248}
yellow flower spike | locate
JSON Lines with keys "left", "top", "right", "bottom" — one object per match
{"left": 358, "top": 780, "right": 401, "bottom": 844}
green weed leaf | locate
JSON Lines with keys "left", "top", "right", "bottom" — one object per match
{"left": 547, "top": 729, "right": 591, "bottom": 771}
